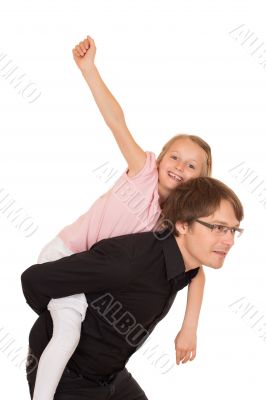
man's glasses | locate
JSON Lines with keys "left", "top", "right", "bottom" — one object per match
{"left": 195, "top": 219, "right": 244, "bottom": 238}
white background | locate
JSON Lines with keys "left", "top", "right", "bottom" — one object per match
{"left": 0, "top": 0, "right": 265, "bottom": 398}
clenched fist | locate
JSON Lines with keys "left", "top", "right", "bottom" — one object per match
{"left": 72, "top": 35, "right": 96, "bottom": 73}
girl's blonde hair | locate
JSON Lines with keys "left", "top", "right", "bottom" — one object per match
{"left": 156, "top": 134, "right": 212, "bottom": 176}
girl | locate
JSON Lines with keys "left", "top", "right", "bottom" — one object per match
{"left": 29, "top": 35, "right": 212, "bottom": 400}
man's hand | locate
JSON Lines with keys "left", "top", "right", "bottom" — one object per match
{"left": 174, "top": 328, "right": 197, "bottom": 365}
{"left": 72, "top": 35, "right": 96, "bottom": 73}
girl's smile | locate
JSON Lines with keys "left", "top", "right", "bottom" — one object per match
{"left": 167, "top": 171, "right": 184, "bottom": 182}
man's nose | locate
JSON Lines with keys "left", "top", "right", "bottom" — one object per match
{"left": 221, "top": 230, "right": 235, "bottom": 246}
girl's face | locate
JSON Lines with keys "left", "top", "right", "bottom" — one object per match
{"left": 158, "top": 138, "right": 207, "bottom": 192}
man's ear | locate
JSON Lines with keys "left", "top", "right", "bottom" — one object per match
{"left": 175, "top": 221, "right": 189, "bottom": 235}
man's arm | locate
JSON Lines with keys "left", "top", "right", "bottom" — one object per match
{"left": 21, "top": 241, "right": 131, "bottom": 315}
{"left": 36, "top": 234, "right": 88, "bottom": 320}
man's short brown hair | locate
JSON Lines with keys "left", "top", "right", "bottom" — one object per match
{"left": 156, "top": 177, "right": 244, "bottom": 236}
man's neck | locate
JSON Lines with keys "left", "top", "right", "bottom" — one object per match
{"left": 174, "top": 235, "right": 202, "bottom": 271}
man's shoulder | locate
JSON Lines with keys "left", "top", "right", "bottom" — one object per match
{"left": 90, "top": 230, "right": 162, "bottom": 255}
{"left": 93, "top": 230, "right": 155, "bottom": 246}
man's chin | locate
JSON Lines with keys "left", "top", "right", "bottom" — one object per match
{"left": 204, "top": 260, "right": 225, "bottom": 269}
{"left": 211, "top": 262, "right": 224, "bottom": 269}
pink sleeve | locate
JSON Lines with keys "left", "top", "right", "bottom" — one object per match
{"left": 112, "top": 151, "right": 158, "bottom": 198}
{"left": 125, "top": 151, "right": 157, "bottom": 180}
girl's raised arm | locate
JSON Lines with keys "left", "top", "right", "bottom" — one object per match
{"left": 73, "top": 36, "right": 146, "bottom": 176}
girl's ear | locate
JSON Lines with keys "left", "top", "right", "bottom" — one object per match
{"left": 175, "top": 221, "right": 189, "bottom": 235}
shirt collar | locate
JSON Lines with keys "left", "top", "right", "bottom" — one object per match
{"left": 155, "top": 228, "right": 186, "bottom": 280}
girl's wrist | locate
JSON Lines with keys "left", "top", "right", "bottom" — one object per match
{"left": 80, "top": 62, "right": 96, "bottom": 77}
{"left": 181, "top": 322, "right": 198, "bottom": 332}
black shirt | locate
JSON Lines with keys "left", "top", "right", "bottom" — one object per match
{"left": 21, "top": 228, "right": 200, "bottom": 378}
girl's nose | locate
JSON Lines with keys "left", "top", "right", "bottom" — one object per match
{"left": 175, "top": 162, "right": 184, "bottom": 172}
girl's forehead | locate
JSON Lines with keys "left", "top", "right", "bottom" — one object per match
{"left": 168, "top": 139, "right": 204, "bottom": 155}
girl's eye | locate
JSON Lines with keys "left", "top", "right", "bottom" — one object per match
{"left": 188, "top": 164, "right": 195, "bottom": 169}
{"left": 171, "top": 156, "right": 177, "bottom": 160}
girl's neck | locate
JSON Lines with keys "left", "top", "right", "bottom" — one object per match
{"left": 158, "top": 183, "right": 171, "bottom": 206}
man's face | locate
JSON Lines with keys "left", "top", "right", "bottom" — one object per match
{"left": 176, "top": 199, "right": 241, "bottom": 269}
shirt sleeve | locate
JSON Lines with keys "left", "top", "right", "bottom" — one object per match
{"left": 21, "top": 239, "right": 132, "bottom": 315}
{"left": 113, "top": 151, "right": 158, "bottom": 188}
{"left": 37, "top": 235, "right": 88, "bottom": 319}
{"left": 126, "top": 151, "right": 157, "bottom": 181}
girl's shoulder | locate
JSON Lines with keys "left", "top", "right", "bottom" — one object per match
{"left": 113, "top": 151, "right": 158, "bottom": 186}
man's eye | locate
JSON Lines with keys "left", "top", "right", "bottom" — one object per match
{"left": 215, "top": 225, "right": 224, "bottom": 231}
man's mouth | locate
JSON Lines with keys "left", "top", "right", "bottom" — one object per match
{"left": 167, "top": 171, "right": 183, "bottom": 182}
{"left": 213, "top": 250, "right": 227, "bottom": 257}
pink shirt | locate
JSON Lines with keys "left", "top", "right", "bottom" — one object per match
{"left": 58, "top": 151, "right": 162, "bottom": 252}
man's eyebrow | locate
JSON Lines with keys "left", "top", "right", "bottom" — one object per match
{"left": 169, "top": 151, "right": 197, "bottom": 163}
{"left": 212, "top": 220, "right": 240, "bottom": 227}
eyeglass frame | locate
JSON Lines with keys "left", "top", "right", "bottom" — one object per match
{"left": 194, "top": 219, "right": 244, "bottom": 237}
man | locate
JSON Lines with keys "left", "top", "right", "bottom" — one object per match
{"left": 21, "top": 177, "right": 244, "bottom": 400}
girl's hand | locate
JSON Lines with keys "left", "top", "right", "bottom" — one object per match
{"left": 72, "top": 35, "right": 96, "bottom": 73}
{"left": 174, "top": 328, "right": 197, "bottom": 364}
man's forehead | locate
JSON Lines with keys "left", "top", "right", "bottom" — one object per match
{"left": 211, "top": 219, "right": 240, "bottom": 227}
{"left": 205, "top": 206, "right": 240, "bottom": 227}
